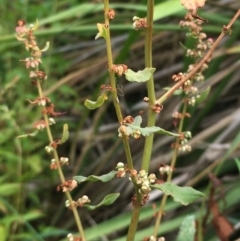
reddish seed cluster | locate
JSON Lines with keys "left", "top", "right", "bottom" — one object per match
{"left": 15, "top": 20, "right": 27, "bottom": 33}
{"left": 50, "top": 157, "right": 69, "bottom": 169}
{"left": 20, "top": 57, "right": 42, "bottom": 69}
{"left": 50, "top": 139, "right": 63, "bottom": 149}
{"left": 16, "top": 21, "right": 66, "bottom": 160}
{"left": 180, "top": 0, "right": 206, "bottom": 11}
{"left": 26, "top": 96, "right": 51, "bottom": 106}
{"left": 169, "top": 10, "right": 213, "bottom": 112}
{"left": 116, "top": 169, "right": 126, "bottom": 178}
{"left": 131, "top": 193, "right": 149, "bottom": 206}
{"left": 67, "top": 233, "right": 82, "bottom": 241}
{"left": 65, "top": 195, "right": 91, "bottom": 210}
{"left": 33, "top": 120, "right": 47, "bottom": 130}
{"left": 107, "top": 9, "right": 115, "bottom": 20}
{"left": 132, "top": 16, "right": 147, "bottom": 30}
{"left": 151, "top": 103, "right": 163, "bottom": 114}
{"left": 179, "top": 13, "right": 213, "bottom": 62}
{"left": 143, "top": 98, "right": 163, "bottom": 114}
{"left": 100, "top": 84, "right": 112, "bottom": 91}
{"left": 122, "top": 115, "right": 134, "bottom": 125}
{"left": 119, "top": 125, "right": 141, "bottom": 139}
{"left": 57, "top": 180, "right": 78, "bottom": 192}
{"left": 111, "top": 64, "right": 128, "bottom": 77}
{"left": 50, "top": 162, "right": 58, "bottom": 170}
{"left": 42, "top": 103, "right": 66, "bottom": 117}
{"left": 29, "top": 70, "right": 47, "bottom": 79}
{"left": 172, "top": 111, "right": 191, "bottom": 127}
{"left": 16, "top": 20, "right": 43, "bottom": 61}
{"left": 172, "top": 72, "right": 184, "bottom": 82}
{"left": 141, "top": 194, "right": 149, "bottom": 206}
{"left": 129, "top": 169, "right": 138, "bottom": 177}
{"left": 118, "top": 115, "right": 145, "bottom": 139}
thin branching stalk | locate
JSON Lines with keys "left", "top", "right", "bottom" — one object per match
{"left": 16, "top": 21, "right": 86, "bottom": 240}
{"left": 36, "top": 77, "right": 86, "bottom": 241}
{"left": 157, "top": 9, "right": 240, "bottom": 105}
{"left": 153, "top": 102, "right": 187, "bottom": 237}
{"left": 103, "top": 0, "right": 134, "bottom": 171}
{"left": 103, "top": 1, "right": 147, "bottom": 240}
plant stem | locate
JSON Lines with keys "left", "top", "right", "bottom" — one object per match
{"left": 141, "top": 0, "right": 156, "bottom": 172}
{"left": 103, "top": 2, "right": 147, "bottom": 241}
{"left": 153, "top": 102, "right": 187, "bottom": 237}
{"left": 36, "top": 80, "right": 86, "bottom": 241}
{"left": 103, "top": 0, "right": 134, "bottom": 170}
{"left": 126, "top": 204, "right": 141, "bottom": 241}
{"left": 127, "top": 2, "right": 157, "bottom": 240}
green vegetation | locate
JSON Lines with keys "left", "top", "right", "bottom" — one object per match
{"left": 1, "top": 1, "right": 240, "bottom": 241}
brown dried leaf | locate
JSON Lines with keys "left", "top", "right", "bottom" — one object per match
{"left": 211, "top": 200, "right": 234, "bottom": 241}
{"left": 213, "top": 216, "right": 233, "bottom": 241}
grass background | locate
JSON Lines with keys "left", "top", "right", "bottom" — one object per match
{"left": 0, "top": 0, "right": 240, "bottom": 240}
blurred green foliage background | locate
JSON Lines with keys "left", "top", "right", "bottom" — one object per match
{"left": 0, "top": 0, "right": 240, "bottom": 240}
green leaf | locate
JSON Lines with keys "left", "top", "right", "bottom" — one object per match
{"left": 124, "top": 68, "right": 156, "bottom": 82}
{"left": 153, "top": 0, "right": 184, "bottom": 21}
{"left": 39, "top": 4, "right": 103, "bottom": 25}
{"left": 73, "top": 170, "right": 117, "bottom": 184}
{"left": 16, "top": 131, "right": 38, "bottom": 139}
{"left": 141, "top": 126, "right": 180, "bottom": 137}
{"left": 163, "top": 87, "right": 183, "bottom": 95}
{"left": 23, "top": 210, "right": 43, "bottom": 221}
{"left": 234, "top": 158, "right": 240, "bottom": 173}
{"left": 132, "top": 115, "right": 142, "bottom": 126}
{"left": 32, "top": 19, "right": 39, "bottom": 31}
{"left": 27, "top": 155, "right": 42, "bottom": 174}
{"left": 127, "top": 124, "right": 180, "bottom": 137}
{"left": 176, "top": 215, "right": 195, "bottom": 241}
{"left": 196, "top": 86, "right": 211, "bottom": 104}
{"left": 179, "top": 41, "right": 188, "bottom": 50}
{"left": 0, "top": 183, "right": 20, "bottom": 197}
{"left": 59, "top": 124, "right": 69, "bottom": 144}
{"left": 0, "top": 225, "right": 7, "bottom": 241}
{"left": 125, "top": 115, "right": 179, "bottom": 137}
{"left": 95, "top": 23, "right": 108, "bottom": 40}
{"left": 151, "top": 182, "right": 205, "bottom": 205}
{"left": 41, "top": 226, "right": 68, "bottom": 237}
{"left": 40, "top": 41, "right": 50, "bottom": 52}
{"left": 85, "top": 193, "right": 120, "bottom": 210}
{"left": 84, "top": 93, "right": 108, "bottom": 110}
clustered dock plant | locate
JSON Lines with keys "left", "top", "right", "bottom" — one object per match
{"left": 15, "top": 0, "right": 240, "bottom": 241}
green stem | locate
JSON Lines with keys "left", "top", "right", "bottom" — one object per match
{"left": 103, "top": 2, "right": 145, "bottom": 241}
{"left": 126, "top": 204, "right": 141, "bottom": 241}
{"left": 127, "top": 1, "right": 156, "bottom": 240}
{"left": 103, "top": 0, "right": 134, "bottom": 170}
{"left": 153, "top": 102, "right": 187, "bottom": 237}
{"left": 141, "top": 0, "right": 156, "bottom": 172}
{"left": 36, "top": 80, "right": 86, "bottom": 241}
